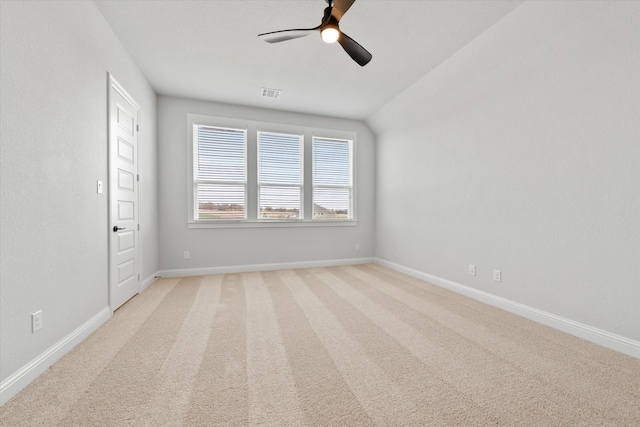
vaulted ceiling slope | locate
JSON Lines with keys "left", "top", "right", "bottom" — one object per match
{"left": 94, "top": 0, "right": 523, "bottom": 120}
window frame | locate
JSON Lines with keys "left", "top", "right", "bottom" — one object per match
{"left": 192, "top": 123, "right": 248, "bottom": 221}
{"left": 187, "top": 114, "right": 357, "bottom": 229}
{"left": 312, "top": 136, "right": 354, "bottom": 221}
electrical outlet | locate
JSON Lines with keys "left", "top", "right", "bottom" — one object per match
{"left": 184, "top": 251, "right": 190, "bottom": 259}
{"left": 32, "top": 310, "right": 42, "bottom": 333}
{"left": 355, "top": 243, "right": 360, "bottom": 251}
{"left": 493, "top": 270, "right": 502, "bottom": 282}
{"left": 468, "top": 264, "right": 476, "bottom": 276}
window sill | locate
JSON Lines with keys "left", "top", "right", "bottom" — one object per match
{"left": 187, "top": 220, "right": 358, "bottom": 229}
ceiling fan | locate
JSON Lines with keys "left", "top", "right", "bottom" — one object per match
{"left": 258, "top": 0, "right": 372, "bottom": 67}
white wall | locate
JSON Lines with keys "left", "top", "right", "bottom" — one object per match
{"left": 0, "top": 0, "right": 158, "bottom": 399}
{"left": 368, "top": 1, "right": 640, "bottom": 344}
{"left": 158, "top": 96, "right": 375, "bottom": 274}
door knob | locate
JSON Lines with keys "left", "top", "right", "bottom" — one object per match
{"left": 113, "top": 226, "right": 126, "bottom": 232}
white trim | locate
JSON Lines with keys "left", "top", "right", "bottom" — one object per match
{"left": 0, "top": 307, "right": 111, "bottom": 406}
{"left": 375, "top": 258, "right": 640, "bottom": 360}
{"left": 187, "top": 220, "right": 357, "bottom": 229}
{"left": 140, "top": 272, "right": 159, "bottom": 292}
{"left": 108, "top": 73, "right": 140, "bottom": 111}
{"left": 158, "top": 257, "right": 375, "bottom": 278}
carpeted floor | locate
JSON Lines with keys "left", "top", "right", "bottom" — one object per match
{"left": 1, "top": 264, "right": 639, "bottom": 426}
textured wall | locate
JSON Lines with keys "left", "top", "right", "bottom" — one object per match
{"left": 157, "top": 96, "right": 375, "bottom": 272}
{"left": 368, "top": 1, "right": 640, "bottom": 341}
{"left": 0, "top": 1, "right": 158, "bottom": 383}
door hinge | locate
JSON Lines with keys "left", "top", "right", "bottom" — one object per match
{"left": 136, "top": 174, "right": 140, "bottom": 182}
{"left": 137, "top": 224, "right": 140, "bottom": 231}
{"left": 137, "top": 273, "right": 140, "bottom": 281}
{"left": 136, "top": 124, "right": 139, "bottom": 132}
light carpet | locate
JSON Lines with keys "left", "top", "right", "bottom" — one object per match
{"left": 1, "top": 264, "right": 639, "bottom": 426}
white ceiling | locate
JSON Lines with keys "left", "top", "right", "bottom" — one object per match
{"left": 94, "top": 0, "right": 524, "bottom": 121}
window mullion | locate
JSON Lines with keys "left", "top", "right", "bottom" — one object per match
{"left": 246, "top": 125, "right": 258, "bottom": 221}
{"left": 303, "top": 130, "right": 313, "bottom": 221}
{"left": 258, "top": 182, "right": 302, "bottom": 188}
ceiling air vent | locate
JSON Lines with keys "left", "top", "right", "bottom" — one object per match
{"left": 261, "top": 87, "right": 281, "bottom": 99}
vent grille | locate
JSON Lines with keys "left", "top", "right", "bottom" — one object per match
{"left": 261, "top": 87, "right": 282, "bottom": 99}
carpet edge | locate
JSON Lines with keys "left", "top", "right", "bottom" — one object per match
{"left": 374, "top": 258, "right": 640, "bottom": 359}
{"left": 157, "top": 257, "right": 376, "bottom": 278}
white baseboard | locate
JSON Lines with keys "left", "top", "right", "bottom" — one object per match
{"left": 158, "top": 257, "right": 376, "bottom": 278}
{"left": 375, "top": 258, "right": 640, "bottom": 360}
{"left": 140, "top": 271, "right": 159, "bottom": 292}
{"left": 0, "top": 307, "right": 112, "bottom": 406}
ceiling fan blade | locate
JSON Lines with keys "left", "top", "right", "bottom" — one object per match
{"left": 337, "top": 31, "right": 372, "bottom": 66}
{"left": 331, "top": 0, "right": 356, "bottom": 21}
{"left": 258, "top": 27, "right": 319, "bottom": 43}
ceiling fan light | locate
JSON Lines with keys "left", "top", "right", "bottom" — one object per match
{"left": 321, "top": 26, "right": 339, "bottom": 43}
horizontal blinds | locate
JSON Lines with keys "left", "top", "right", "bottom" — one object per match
{"left": 194, "top": 124, "right": 247, "bottom": 220}
{"left": 312, "top": 137, "right": 352, "bottom": 219}
{"left": 258, "top": 132, "right": 302, "bottom": 219}
{"left": 258, "top": 132, "right": 302, "bottom": 184}
{"left": 312, "top": 137, "right": 350, "bottom": 186}
{"left": 196, "top": 125, "right": 246, "bottom": 182}
{"left": 192, "top": 125, "right": 355, "bottom": 222}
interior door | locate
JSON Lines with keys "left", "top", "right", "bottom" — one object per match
{"left": 108, "top": 75, "right": 140, "bottom": 311}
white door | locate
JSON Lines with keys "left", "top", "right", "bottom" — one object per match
{"left": 108, "top": 75, "right": 140, "bottom": 311}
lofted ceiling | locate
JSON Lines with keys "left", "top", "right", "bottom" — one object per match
{"left": 94, "top": 0, "right": 524, "bottom": 121}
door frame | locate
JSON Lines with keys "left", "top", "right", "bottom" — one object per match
{"left": 107, "top": 73, "right": 141, "bottom": 312}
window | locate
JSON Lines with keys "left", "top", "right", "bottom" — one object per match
{"left": 193, "top": 124, "right": 247, "bottom": 220}
{"left": 258, "top": 131, "right": 303, "bottom": 220}
{"left": 188, "top": 114, "right": 356, "bottom": 228}
{"left": 312, "top": 137, "right": 353, "bottom": 220}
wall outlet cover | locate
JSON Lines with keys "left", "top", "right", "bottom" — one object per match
{"left": 469, "top": 265, "right": 476, "bottom": 276}
{"left": 32, "top": 310, "right": 43, "bottom": 333}
{"left": 493, "top": 270, "right": 502, "bottom": 282}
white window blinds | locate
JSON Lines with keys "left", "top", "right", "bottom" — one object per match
{"left": 258, "top": 131, "right": 303, "bottom": 220}
{"left": 312, "top": 137, "right": 352, "bottom": 220}
{"left": 193, "top": 124, "right": 247, "bottom": 220}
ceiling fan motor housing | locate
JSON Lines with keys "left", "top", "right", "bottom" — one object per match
{"left": 257, "top": 0, "right": 372, "bottom": 67}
